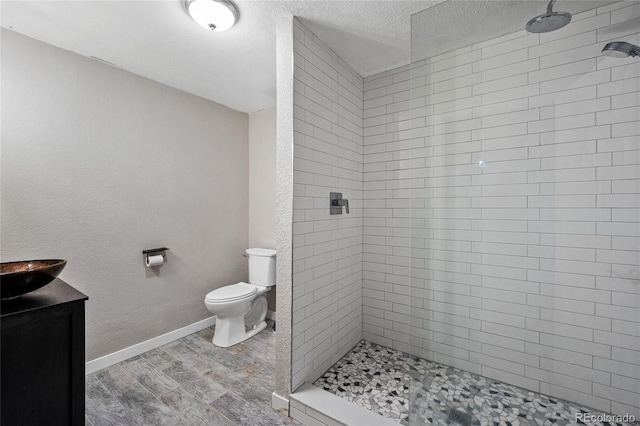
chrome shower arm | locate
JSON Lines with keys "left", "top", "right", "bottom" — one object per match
{"left": 547, "top": 0, "right": 557, "bottom": 13}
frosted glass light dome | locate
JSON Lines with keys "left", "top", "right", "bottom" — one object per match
{"left": 186, "top": 0, "right": 238, "bottom": 32}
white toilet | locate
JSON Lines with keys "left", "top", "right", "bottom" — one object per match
{"left": 204, "top": 248, "right": 276, "bottom": 347}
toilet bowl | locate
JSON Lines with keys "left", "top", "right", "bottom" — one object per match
{"left": 204, "top": 248, "right": 275, "bottom": 347}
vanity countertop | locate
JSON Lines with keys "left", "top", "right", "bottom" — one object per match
{"left": 1, "top": 278, "right": 88, "bottom": 317}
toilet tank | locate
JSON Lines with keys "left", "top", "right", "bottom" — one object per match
{"left": 246, "top": 248, "right": 276, "bottom": 287}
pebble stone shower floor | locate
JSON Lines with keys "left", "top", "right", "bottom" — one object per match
{"left": 314, "top": 340, "right": 635, "bottom": 426}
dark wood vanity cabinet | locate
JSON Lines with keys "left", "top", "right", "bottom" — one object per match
{"left": 1, "top": 279, "right": 88, "bottom": 426}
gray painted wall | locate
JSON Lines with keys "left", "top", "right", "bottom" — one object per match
{"left": 249, "top": 106, "right": 278, "bottom": 312}
{"left": 1, "top": 29, "right": 250, "bottom": 361}
{"left": 249, "top": 106, "right": 277, "bottom": 250}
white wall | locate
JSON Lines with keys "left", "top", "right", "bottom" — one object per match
{"left": 291, "top": 18, "right": 364, "bottom": 389}
{"left": 1, "top": 29, "right": 249, "bottom": 361}
{"left": 363, "top": 2, "right": 640, "bottom": 416}
{"left": 275, "top": 14, "right": 295, "bottom": 401}
{"left": 362, "top": 62, "right": 415, "bottom": 355}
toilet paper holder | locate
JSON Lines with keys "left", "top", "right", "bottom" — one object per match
{"left": 142, "top": 247, "right": 169, "bottom": 263}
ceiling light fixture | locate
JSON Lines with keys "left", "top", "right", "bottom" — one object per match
{"left": 185, "top": 0, "right": 238, "bottom": 32}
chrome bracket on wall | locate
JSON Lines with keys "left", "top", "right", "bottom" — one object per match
{"left": 330, "top": 192, "right": 349, "bottom": 215}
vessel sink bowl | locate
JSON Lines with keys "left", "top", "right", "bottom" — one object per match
{"left": 0, "top": 259, "right": 67, "bottom": 299}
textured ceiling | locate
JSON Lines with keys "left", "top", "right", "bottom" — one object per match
{"left": 1, "top": 0, "right": 618, "bottom": 113}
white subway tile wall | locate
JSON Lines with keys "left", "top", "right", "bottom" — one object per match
{"left": 363, "top": 3, "right": 640, "bottom": 416}
{"left": 291, "top": 18, "right": 364, "bottom": 390}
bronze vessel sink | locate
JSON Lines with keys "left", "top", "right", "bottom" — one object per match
{"left": 0, "top": 259, "right": 67, "bottom": 299}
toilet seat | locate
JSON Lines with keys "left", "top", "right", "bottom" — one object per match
{"left": 205, "top": 282, "right": 256, "bottom": 303}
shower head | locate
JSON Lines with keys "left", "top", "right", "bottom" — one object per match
{"left": 526, "top": 0, "right": 572, "bottom": 33}
{"left": 602, "top": 41, "right": 640, "bottom": 58}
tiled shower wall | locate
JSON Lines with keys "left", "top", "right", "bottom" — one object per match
{"left": 291, "top": 18, "right": 364, "bottom": 390}
{"left": 363, "top": 2, "right": 640, "bottom": 417}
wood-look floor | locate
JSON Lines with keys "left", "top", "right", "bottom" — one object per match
{"left": 85, "top": 323, "right": 299, "bottom": 426}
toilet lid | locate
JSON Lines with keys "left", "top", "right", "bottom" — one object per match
{"left": 205, "top": 282, "right": 257, "bottom": 303}
{"left": 246, "top": 248, "right": 276, "bottom": 257}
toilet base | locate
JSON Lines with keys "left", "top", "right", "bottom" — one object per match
{"left": 206, "top": 290, "right": 271, "bottom": 348}
{"left": 212, "top": 318, "right": 267, "bottom": 348}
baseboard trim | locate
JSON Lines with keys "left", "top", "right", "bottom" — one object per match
{"left": 272, "top": 392, "right": 289, "bottom": 412}
{"left": 86, "top": 310, "right": 278, "bottom": 374}
{"left": 85, "top": 316, "right": 216, "bottom": 374}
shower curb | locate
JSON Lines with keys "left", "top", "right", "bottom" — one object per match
{"left": 290, "top": 383, "right": 398, "bottom": 426}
